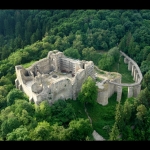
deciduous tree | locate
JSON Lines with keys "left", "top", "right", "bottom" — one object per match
{"left": 6, "top": 125, "right": 30, "bottom": 141}
{"left": 29, "top": 121, "right": 52, "bottom": 141}
{"left": 7, "top": 88, "right": 28, "bottom": 106}
{"left": 67, "top": 118, "right": 92, "bottom": 141}
{"left": 78, "top": 76, "right": 98, "bottom": 105}
{"left": 64, "top": 48, "right": 80, "bottom": 59}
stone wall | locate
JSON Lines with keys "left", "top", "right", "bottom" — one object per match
{"left": 97, "top": 88, "right": 108, "bottom": 105}
{"left": 15, "top": 50, "right": 96, "bottom": 105}
{"left": 96, "top": 74, "right": 122, "bottom": 106}
{"left": 50, "top": 78, "right": 73, "bottom": 103}
{"left": 108, "top": 51, "right": 143, "bottom": 102}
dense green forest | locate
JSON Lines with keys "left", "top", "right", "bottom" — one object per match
{"left": 0, "top": 9, "right": 150, "bottom": 140}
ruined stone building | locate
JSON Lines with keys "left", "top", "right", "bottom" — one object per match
{"left": 15, "top": 50, "right": 96, "bottom": 105}
{"left": 15, "top": 50, "right": 143, "bottom": 106}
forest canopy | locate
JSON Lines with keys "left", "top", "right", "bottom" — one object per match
{"left": 0, "top": 9, "right": 150, "bottom": 141}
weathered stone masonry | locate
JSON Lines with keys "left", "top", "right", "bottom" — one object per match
{"left": 15, "top": 50, "right": 143, "bottom": 106}
{"left": 15, "top": 50, "right": 95, "bottom": 105}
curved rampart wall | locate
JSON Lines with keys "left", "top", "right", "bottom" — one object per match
{"left": 108, "top": 50, "right": 143, "bottom": 102}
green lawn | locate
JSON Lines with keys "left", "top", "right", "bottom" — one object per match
{"left": 86, "top": 94, "right": 117, "bottom": 139}
{"left": 118, "top": 56, "right": 134, "bottom": 83}
{"left": 110, "top": 56, "right": 134, "bottom": 83}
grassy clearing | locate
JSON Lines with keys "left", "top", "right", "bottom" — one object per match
{"left": 86, "top": 93, "right": 117, "bottom": 139}
{"left": 66, "top": 99, "right": 88, "bottom": 119}
{"left": 109, "top": 61, "right": 118, "bottom": 72}
{"left": 110, "top": 56, "right": 134, "bottom": 83}
{"left": 118, "top": 56, "right": 134, "bottom": 83}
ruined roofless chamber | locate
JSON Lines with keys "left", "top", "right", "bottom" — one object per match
{"left": 15, "top": 50, "right": 95, "bottom": 105}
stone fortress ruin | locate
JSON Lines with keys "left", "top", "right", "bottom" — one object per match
{"left": 15, "top": 50, "right": 143, "bottom": 106}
